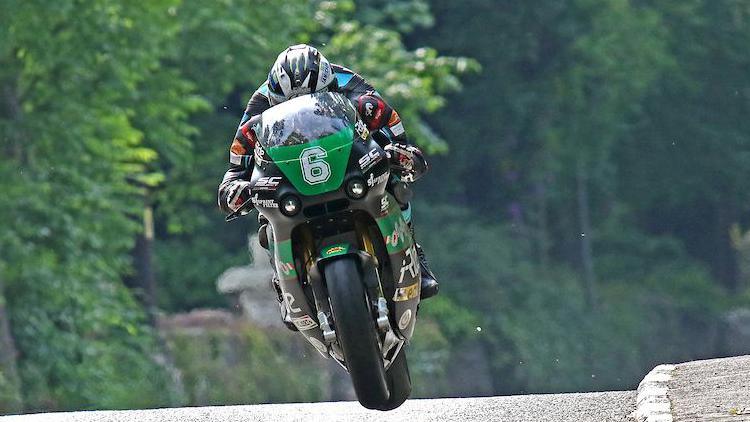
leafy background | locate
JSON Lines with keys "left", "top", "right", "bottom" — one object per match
{"left": 1, "top": 0, "right": 750, "bottom": 412}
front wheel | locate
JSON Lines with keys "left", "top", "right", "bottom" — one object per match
{"left": 378, "top": 348, "right": 411, "bottom": 410}
{"left": 325, "top": 257, "right": 389, "bottom": 409}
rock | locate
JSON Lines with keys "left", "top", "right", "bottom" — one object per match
{"left": 216, "top": 236, "right": 283, "bottom": 329}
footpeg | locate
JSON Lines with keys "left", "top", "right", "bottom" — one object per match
{"left": 318, "top": 311, "right": 336, "bottom": 343}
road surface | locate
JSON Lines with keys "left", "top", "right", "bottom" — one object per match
{"left": 0, "top": 392, "right": 636, "bottom": 422}
{"left": 3, "top": 355, "right": 749, "bottom": 422}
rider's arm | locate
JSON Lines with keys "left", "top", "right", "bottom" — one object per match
{"left": 331, "top": 65, "right": 428, "bottom": 181}
{"left": 355, "top": 91, "right": 428, "bottom": 182}
{"left": 331, "top": 64, "right": 412, "bottom": 146}
{"left": 217, "top": 88, "right": 268, "bottom": 213}
{"left": 217, "top": 130, "right": 255, "bottom": 213}
{"left": 356, "top": 92, "right": 409, "bottom": 146}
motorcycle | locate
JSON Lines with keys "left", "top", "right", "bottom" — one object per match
{"left": 226, "top": 92, "right": 421, "bottom": 410}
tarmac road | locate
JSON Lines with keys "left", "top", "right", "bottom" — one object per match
{"left": 5, "top": 355, "right": 750, "bottom": 421}
{"left": 0, "top": 392, "right": 637, "bottom": 422}
{"left": 667, "top": 355, "right": 750, "bottom": 421}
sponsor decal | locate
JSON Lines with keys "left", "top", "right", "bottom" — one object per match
{"left": 355, "top": 119, "right": 369, "bottom": 140}
{"left": 359, "top": 96, "right": 385, "bottom": 127}
{"left": 388, "top": 110, "right": 402, "bottom": 125}
{"left": 325, "top": 246, "right": 346, "bottom": 255}
{"left": 384, "top": 219, "right": 409, "bottom": 248}
{"left": 398, "top": 245, "right": 419, "bottom": 284}
{"left": 240, "top": 123, "right": 258, "bottom": 148}
{"left": 291, "top": 315, "right": 319, "bottom": 331}
{"left": 229, "top": 152, "right": 244, "bottom": 166}
{"left": 254, "top": 176, "right": 282, "bottom": 190}
{"left": 393, "top": 283, "right": 419, "bottom": 302}
{"left": 391, "top": 122, "right": 405, "bottom": 137}
{"left": 283, "top": 292, "right": 302, "bottom": 313}
{"left": 368, "top": 171, "right": 389, "bottom": 187}
{"left": 320, "top": 62, "right": 331, "bottom": 84}
{"left": 385, "top": 231, "right": 399, "bottom": 248}
{"left": 358, "top": 148, "right": 382, "bottom": 171}
{"left": 279, "top": 261, "right": 295, "bottom": 277}
{"left": 398, "top": 309, "right": 412, "bottom": 330}
{"left": 380, "top": 195, "right": 390, "bottom": 214}
{"left": 251, "top": 193, "right": 279, "bottom": 209}
{"left": 254, "top": 144, "right": 265, "bottom": 163}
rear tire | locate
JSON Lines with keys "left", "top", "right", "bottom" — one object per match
{"left": 325, "top": 258, "right": 389, "bottom": 409}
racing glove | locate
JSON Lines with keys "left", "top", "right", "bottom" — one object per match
{"left": 384, "top": 143, "right": 428, "bottom": 182}
{"left": 225, "top": 180, "right": 253, "bottom": 212}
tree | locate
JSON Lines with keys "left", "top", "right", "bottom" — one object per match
{"left": 0, "top": 0, "right": 191, "bottom": 409}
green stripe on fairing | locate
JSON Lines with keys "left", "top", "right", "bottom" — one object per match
{"left": 274, "top": 239, "right": 297, "bottom": 279}
{"left": 266, "top": 126, "right": 354, "bottom": 196}
{"left": 375, "top": 193, "right": 414, "bottom": 254}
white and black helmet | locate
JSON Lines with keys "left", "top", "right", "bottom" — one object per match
{"left": 267, "top": 44, "right": 334, "bottom": 105}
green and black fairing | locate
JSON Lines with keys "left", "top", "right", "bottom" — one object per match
{"left": 247, "top": 92, "right": 421, "bottom": 355}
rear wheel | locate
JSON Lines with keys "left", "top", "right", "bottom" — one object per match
{"left": 325, "top": 257, "right": 389, "bottom": 409}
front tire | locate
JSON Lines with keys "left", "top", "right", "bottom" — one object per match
{"left": 377, "top": 348, "right": 411, "bottom": 410}
{"left": 325, "top": 258, "right": 389, "bottom": 409}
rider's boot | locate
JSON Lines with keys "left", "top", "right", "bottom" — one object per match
{"left": 409, "top": 220, "right": 438, "bottom": 299}
{"left": 415, "top": 242, "right": 439, "bottom": 300}
{"left": 259, "top": 215, "right": 298, "bottom": 332}
{"left": 403, "top": 209, "right": 439, "bottom": 300}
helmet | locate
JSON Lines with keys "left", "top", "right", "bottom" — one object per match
{"left": 267, "top": 44, "right": 334, "bottom": 105}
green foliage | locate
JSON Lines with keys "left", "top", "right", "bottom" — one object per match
{"left": 316, "top": 1, "right": 479, "bottom": 152}
{"left": 163, "top": 320, "right": 324, "bottom": 405}
{"left": 156, "top": 235, "right": 244, "bottom": 312}
{"left": 410, "top": 0, "right": 748, "bottom": 395}
{"left": 0, "top": 0, "right": 190, "bottom": 410}
{"left": 414, "top": 196, "right": 728, "bottom": 393}
{"left": 0, "top": 380, "right": 22, "bottom": 414}
{"left": 0, "top": 0, "right": 475, "bottom": 410}
{"left": 355, "top": 0, "right": 434, "bottom": 33}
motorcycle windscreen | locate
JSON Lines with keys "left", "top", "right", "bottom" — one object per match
{"left": 257, "top": 92, "right": 356, "bottom": 196}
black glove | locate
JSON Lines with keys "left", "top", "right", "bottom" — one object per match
{"left": 225, "top": 180, "right": 253, "bottom": 212}
{"left": 384, "top": 143, "right": 428, "bottom": 182}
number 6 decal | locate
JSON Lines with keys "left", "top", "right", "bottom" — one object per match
{"left": 300, "top": 146, "right": 331, "bottom": 185}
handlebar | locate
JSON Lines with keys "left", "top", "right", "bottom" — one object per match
{"left": 225, "top": 198, "right": 256, "bottom": 222}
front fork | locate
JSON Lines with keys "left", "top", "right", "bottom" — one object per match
{"left": 272, "top": 193, "right": 419, "bottom": 361}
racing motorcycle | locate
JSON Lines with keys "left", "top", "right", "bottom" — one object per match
{"left": 226, "top": 92, "right": 421, "bottom": 410}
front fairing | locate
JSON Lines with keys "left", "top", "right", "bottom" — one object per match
{"left": 255, "top": 92, "right": 362, "bottom": 196}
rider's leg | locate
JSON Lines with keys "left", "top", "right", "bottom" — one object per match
{"left": 401, "top": 203, "right": 439, "bottom": 300}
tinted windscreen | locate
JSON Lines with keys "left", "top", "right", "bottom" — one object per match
{"left": 257, "top": 92, "right": 357, "bottom": 148}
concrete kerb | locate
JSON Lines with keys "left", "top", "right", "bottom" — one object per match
{"left": 633, "top": 364, "right": 676, "bottom": 422}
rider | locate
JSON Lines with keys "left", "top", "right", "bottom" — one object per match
{"left": 218, "top": 44, "right": 439, "bottom": 324}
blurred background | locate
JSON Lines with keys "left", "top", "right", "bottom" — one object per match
{"left": 2, "top": 0, "right": 750, "bottom": 413}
